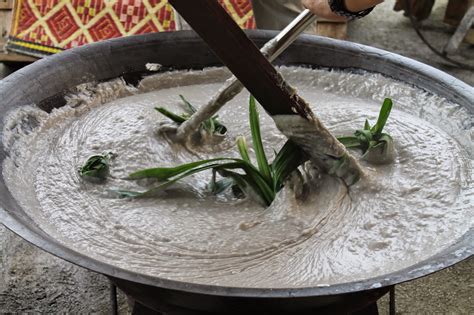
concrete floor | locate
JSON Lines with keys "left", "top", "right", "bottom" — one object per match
{"left": 349, "top": 0, "right": 474, "bottom": 86}
{"left": 0, "top": 0, "right": 472, "bottom": 313}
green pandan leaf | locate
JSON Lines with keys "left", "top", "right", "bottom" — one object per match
{"left": 122, "top": 96, "right": 303, "bottom": 205}
{"left": 209, "top": 169, "right": 235, "bottom": 194}
{"left": 156, "top": 95, "right": 227, "bottom": 135}
{"left": 249, "top": 96, "right": 272, "bottom": 185}
{"left": 79, "top": 153, "right": 114, "bottom": 182}
{"left": 371, "top": 98, "right": 393, "bottom": 136}
{"left": 271, "top": 140, "right": 306, "bottom": 191}
{"left": 155, "top": 107, "right": 187, "bottom": 124}
{"left": 337, "top": 98, "right": 395, "bottom": 164}
{"left": 237, "top": 136, "right": 251, "bottom": 164}
{"left": 336, "top": 136, "right": 361, "bottom": 149}
{"left": 128, "top": 158, "right": 237, "bottom": 180}
{"left": 121, "top": 162, "right": 242, "bottom": 198}
{"left": 111, "top": 190, "right": 143, "bottom": 198}
{"left": 364, "top": 119, "right": 371, "bottom": 131}
{"left": 179, "top": 94, "right": 197, "bottom": 114}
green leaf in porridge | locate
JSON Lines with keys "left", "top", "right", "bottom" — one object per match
{"left": 155, "top": 94, "right": 227, "bottom": 135}
{"left": 79, "top": 153, "right": 114, "bottom": 182}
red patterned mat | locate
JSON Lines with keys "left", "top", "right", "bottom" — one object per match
{"left": 7, "top": 0, "right": 255, "bottom": 57}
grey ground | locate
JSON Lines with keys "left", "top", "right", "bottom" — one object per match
{"left": 0, "top": 0, "right": 472, "bottom": 313}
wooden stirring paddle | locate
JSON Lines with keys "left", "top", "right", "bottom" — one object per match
{"left": 168, "top": 0, "right": 362, "bottom": 185}
{"left": 174, "top": 9, "right": 317, "bottom": 140}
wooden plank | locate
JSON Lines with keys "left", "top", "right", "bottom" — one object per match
{"left": 444, "top": 0, "right": 473, "bottom": 26}
{"left": 0, "top": 8, "right": 12, "bottom": 38}
{"left": 0, "top": 50, "right": 37, "bottom": 62}
{"left": 316, "top": 22, "right": 347, "bottom": 40}
{"left": 0, "top": 0, "right": 13, "bottom": 10}
{"left": 0, "top": 51, "right": 37, "bottom": 62}
{"left": 0, "top": 3, "right": 25, "bottom": 62}
{"left": 465, "top": 29, "right": 474, "bottom": 44}
{"left": 0, "top": 40, "right": 38, "bottom": 62}
{"left": 394, "top": 0, "right": 435, "bottom": 21}
{"left": 444, "top": 6, "right": 474, "bottom": 53}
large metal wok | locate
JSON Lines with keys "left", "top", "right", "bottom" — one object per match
{"left": 0, "top": 31, "right": 472, "bottom": 314}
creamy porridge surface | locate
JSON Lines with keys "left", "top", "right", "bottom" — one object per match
{"left": 2, "top": 67, "right": 472, "bottom": 288}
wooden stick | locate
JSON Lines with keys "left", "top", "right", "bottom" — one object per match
{"left": 169, "top": 0, "right": 310, "bottom": 118}
{"left": 176, "top": 9, "right": 316, "bottom": 140}
{"left": 168, "top": 0, "right": 362, "bottom": 185}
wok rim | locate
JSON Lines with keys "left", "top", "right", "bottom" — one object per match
{"left": 0, "top": 30, "right": 472, "bottom": 299}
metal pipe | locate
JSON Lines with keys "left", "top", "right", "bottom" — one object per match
{"left": 389, "top": 286, "right": 396, "bottom": 315}
{"left": 264, "top": 9, "right": 316, "bottom": 61}
{"left": 110, "top": 281, "right": 118, "bottom": 315}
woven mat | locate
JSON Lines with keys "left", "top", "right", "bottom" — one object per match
{"left": 7, "top": 0, "right": 255, "bottom": 57}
